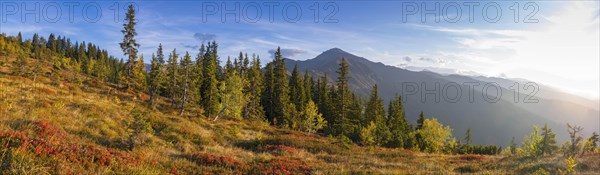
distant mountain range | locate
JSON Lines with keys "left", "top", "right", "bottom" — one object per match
{"left": 285, "top": 48, "right": 599, "bottom": 146}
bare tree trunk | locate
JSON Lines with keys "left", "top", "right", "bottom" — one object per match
{"left": 213, "top": 107, "right": 228, "bottom": 121}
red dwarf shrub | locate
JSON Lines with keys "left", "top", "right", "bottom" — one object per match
{"left": 250, "top": 157, "right": 312, "bottom": 175}
{"left": 188, "top": 153, "right": 245, "bottom": 171}
{"left": 262, "top": 144, "right": 299, "bottom": 156}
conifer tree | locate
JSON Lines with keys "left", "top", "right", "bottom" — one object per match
{"left": 120, "top": 4, "right": 140, "bottom": 89}
{"left": 289, "top": 64, "right": 306, "bottom": 110}
{"left": 271, "top": 47, "right": 292, "bottom": 126}
{"left": 221, "top": 70, "right": 245, "bottom": 120}
{"left": 540, "top": 124, "right": 558, "bottom": 155}
{"left": 17, "top": 32, "right": 22, "bottom": 45}
{"left": 178, "top": 52, "right": 194, "bottom": 115}
{"left": 316, "top": 74, "right": 333, "bottom": 126}
{"left": 47, "top": 33, "right": 56, "bottom": 51}
{"left": 200, "top": 42, "right": 220, "bottom": 118}
{"left": 148, "top": 44, "right": 165, "bottom": 108}
{"left": 387, "top": 95, "right": 412, "bottom": 148}
{"left": 303, "top": 70, "right": 313, "bottom": 104}
{"left": 262, "top": 62, "right": 275, "bottom": 123}
{"left": 465, "top": 128, "right": 472, "bottom": 145}
{"left": 344, "top": 94, "right": 364, "bottom": 142}
{"left": 365, "top": 84, "right": 391, "bottom": 146}
{"left": 510, "top": 137, "right": 517, "bottom": 154}
{"left": 244, "top": 55, "right": 265, "bottom": 121}
{"left": 301, "top": 100, "right": 326, "bottom": 134}
{"left": 194, "top": 44, "right": 205, "bottom": 101}
{"left": 166, "top": 49, "right": 179, "bottom": 107}
{"left": 132, "top": 54, "right": 147, "bottom": 90}
{"left": 335, "top": 58, "right": 351, "bottom": 125}
{"left": 417, "top": 111, "right": 425, "bottom": 130}
{"left": 415, "top": 111, "right": 426, "bottom": 150}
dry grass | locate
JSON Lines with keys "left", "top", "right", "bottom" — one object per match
{"left": 0, "top": 55, "right": 599, "bottom": 174}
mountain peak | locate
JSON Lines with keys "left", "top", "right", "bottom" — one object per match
{"left": 324, "top": 47, "right": 344, "bottom": 53}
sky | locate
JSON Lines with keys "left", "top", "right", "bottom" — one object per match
{"left": 1, "top": 0, "right": 599, "bottom": 99}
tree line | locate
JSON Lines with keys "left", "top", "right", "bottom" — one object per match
{"left": 1, "top": 5, "right": 597, "bottom": 156}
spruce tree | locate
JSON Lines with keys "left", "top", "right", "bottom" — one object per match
{"left": 365, "top": 84, "right": 391, "bottom": 146}
{"left": 335, "top": 58, "right": 351, "bottom": 126}
{"left": 302, "top": 100, "right": 326, "bottom": 135}
{"left": 387, "top": 95, "right": 412, "bottom": 148}
{"left": 17, "top": 32, "right": 23, "bottom": 45}
{"left": 465, "top": 128, "right": 472, "bottom": 145}
{"left": 289, "top": 64, "right": 306, "bottom": 110}
{"left": 178, "top": 52, "right": 193, "bottom": 115}
{"left": 316, "top": 74, "right": 334, "bottom": 134}
{"left": 510, "top": 137, "right": 517, "bottom": 154}
{"left": 120, "top": 4, "right": 140, "bottom": 89}
{"left": 271, "top": 47, "right": 292, "bottom": 127}
{"left": 200, "top": 42, "right": 220, "bottom": 118}
{"left": 244, "top": 55, "right": 265, "bottom": 121}
{"left": 166, "top": 49, "right": 179, "bottom": 107}
{"left": 303, "top": 70, "right": 313, "bottom": 104}
{"left": 417, "top": 111, "right": 425, "bottom": 130}
{"left": 148, "top": 44, "right": 165, "bottom": 108}
{"left": 132, "top": 54, "right": 147, "bottom": 90}
{"left": 540, "top": 124, "right": 558, "bottom": 155}
{"left": 262, "top": 62, "right": 275, "bottom": 123}
{"left": 415, "top": 111, "right": 426, "bottom": 150}
{"left": 221, "top": 70, "right": 245, "bottom": 120}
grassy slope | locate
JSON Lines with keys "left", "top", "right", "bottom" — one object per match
{"left": 0, "top": 54, "right": 598, "bottom": 174}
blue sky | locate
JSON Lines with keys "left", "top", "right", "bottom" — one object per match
{"left": 1, "top": 1, "right": 599, "bottom": 98}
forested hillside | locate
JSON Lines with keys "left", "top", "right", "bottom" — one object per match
{"left": 0, "top": 5, "right": 598, "bottom": 174}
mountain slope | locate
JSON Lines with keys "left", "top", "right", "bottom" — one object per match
{"left": 285, "top": 48, "right": 599, "bottom": 146}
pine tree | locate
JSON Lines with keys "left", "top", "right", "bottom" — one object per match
{"left": 120, "top": 4, "right": 140, "bottom": 89}
{"left": 262, "top": 62, "right": 275, "bottom": 123}
{"left": 166, "top": 49, "right": 179, "bottom": 107}
{"left": 510, "top": 137, "right": 517, "bottom": 154}
{"left": 132, "top": 54, "right": 147, "bottom": 90}
{"left": 365, "top": 84, "right": 391, "bottom": 146}
{"left": 178, "top": 52, "right": 194, "bottom": 115}
{"left": 47, "top": 33, "right": 55, "bottom": 51}
{"left": 316, "top": 74, "right": 332, "bottom": 126}
{"left": 221, "top": 70, "right": 246, "bottom": 120}
{"left": 360, "top": 122, "right": 377, "bottom": 147}
{"left": 465, "top": 128, "right": 472, "bottom": 145}
{"left": 303, "top": 70, "right": 313, "bottom": 104}
{"left": 271, "top": 47, "right": 292, "bottom": 127}
{"left": 417, "top": 111, "right": 425, "bottom": 130}
{"left": 194, "top": 44, "right": 205, "bottom": 102}
{"left": 335, "top": 58, "right": 351, "bottom": 127}
{"left": 301, "top": 100, "right": 326, "bottom": 135}
{"left": 540, "top": 124, "right": 558, "bottom": 155}
{"left": 523, "top": 126, "right": 543, "bottom": 157}
{"left": 225, "top": 57, "right": 234, "bottom": 75}
{"left": 200, "top": 42, "right": 220, "bottom": 118}
{"left": 17, "top": 32, "right": 23, "bottom": 45}
{"left": 387, "top": 95, "right": 412, "bottom": 148}
{"left": 415, "top": 111, "right": 426, "bottom": 150}
{"left": 244, "top": 55, "right": 265, "bottom": 121}
{"left": 148, "top": 44, "right": 165, "bottom": 108}
{"left": 32, "top": 33, "right": 41, "bottom": 59}
{"left": 289, "top": 64, "right": 306, "bottom": 110}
